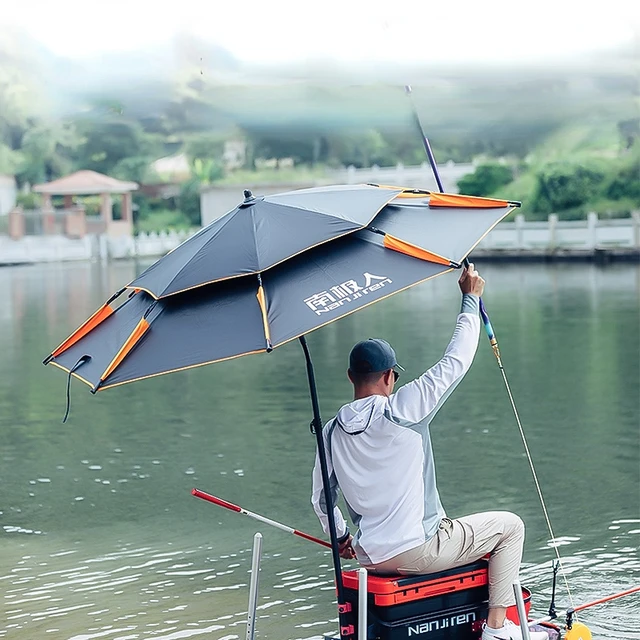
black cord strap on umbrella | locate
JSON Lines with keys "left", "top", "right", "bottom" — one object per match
{"left": 62, "top": 355, "right": 91, "bottom": 423}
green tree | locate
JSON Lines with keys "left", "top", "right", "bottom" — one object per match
{"left": 178, "top": 179, "right": 203, "bottom": 226}
{"left": 112, "top": 156, "right": 160, "bottom": 184}
{"left": 17, "top": 121, "right": 81, "bottom": 185}
{"left": 457, "top": 163, "right": 514, "bottom": 196}
{"left": 605, "top": 152, "right": 640, "bottom": 201}
{"left": 184, "top": 132, "right": 227, "bottom": 163}
{"left": 0, "top": 32, "right": 44, "bottom": 148}
{"left": 190, "top": 158, "right": 223, "bottom": 184}
{"left": 177, "top": 158, "right": 224, "bottom": 227}
{"left": 618, "top": 118, "right": 639, "bottom": 150}
{"left": 532, "top": 163, "right": 606, "bottom": 213}
{"left": 73, "top": 116, "right": 160, "bottom": 176}
{"left": 0, "top": 143, "right": 23, "bottom": 175}
{"left": 248, "top": 129, "right": 318, "bottom": 165}
{"left": 323, "top": 129, "right": 390, "bottom": 168}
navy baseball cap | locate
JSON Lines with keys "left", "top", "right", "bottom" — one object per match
{"left": 349, "top": 338, "right": 405, "bottom": 374}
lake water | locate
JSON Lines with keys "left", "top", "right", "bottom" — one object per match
{"left": 1, "top": 260, "right": 638, "bottom": 640}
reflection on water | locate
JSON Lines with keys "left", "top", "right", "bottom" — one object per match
{"left": 1, "top": 261, "right": 638, "bottom": 639}
{"left": 2, "top": 519, "right": 639, "bottom": 639}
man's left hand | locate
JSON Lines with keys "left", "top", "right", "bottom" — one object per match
{"left": 338, "top": 534, "right": 356, "bottom": 559}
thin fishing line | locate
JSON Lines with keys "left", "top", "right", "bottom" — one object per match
{"left": 493, "top": 353, "right": 576, "bottom": 610}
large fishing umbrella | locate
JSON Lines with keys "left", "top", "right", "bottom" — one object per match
{"left": 43, "top": 184, "right": 519, "bottom": 638}
{"left": 44, "top": 187, "right": 517, "bottom": 391}
{"left": 124, "top": 185, "right": 518, "bottom": 300}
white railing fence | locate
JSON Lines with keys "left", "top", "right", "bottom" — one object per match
{"left": 1, "top": 213, "right": 638, "bottom": 265}
{"left": 477, "top": 212, "right": 640, "bottom": 252}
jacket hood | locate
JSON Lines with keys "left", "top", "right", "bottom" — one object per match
{"left": 335, "top": 395, "right": 383, "bottom": 434}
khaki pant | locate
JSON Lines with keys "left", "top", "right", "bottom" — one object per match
{"left": 362, "top": 511, "right": 525, "bottom": 608}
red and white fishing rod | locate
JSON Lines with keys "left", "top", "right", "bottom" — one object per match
{"left": 530, "top": 584, "right": 640, "bottom": 626}
{"left": 191, "top": 488, "right": 332, "bottom": 549}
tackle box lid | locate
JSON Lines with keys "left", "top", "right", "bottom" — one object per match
{"left": 342, "top": 559, "right": 488, "bottom": 606}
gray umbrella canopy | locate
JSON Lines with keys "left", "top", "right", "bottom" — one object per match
{"left": 44, "top": 184, "right": 518, "bottom": 391}
{"left": 45, "top": 231, "right": 449, "bottom": 391}
{"left": 129, "top": 184, "right": 404, "bottom": 298}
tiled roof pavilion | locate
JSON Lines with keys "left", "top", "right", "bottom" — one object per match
{"left": 34, "top": 171, "right": 138, "bottom": 235}
{"left": 34, "top": 170, "right": 138, "bottom": 195}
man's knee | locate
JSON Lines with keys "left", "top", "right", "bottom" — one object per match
{"left": 503, "top": 512, "right": 524, "bottom": 539}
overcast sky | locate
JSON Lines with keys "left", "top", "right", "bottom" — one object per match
{"left": 1, "top": 0, "right": 637, "bottom": 64}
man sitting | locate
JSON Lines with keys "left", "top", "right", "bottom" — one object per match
{"left": 312, "top": 264, "right": 548, "bottom": 640}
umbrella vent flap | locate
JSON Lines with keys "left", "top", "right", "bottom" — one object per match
{"left": 99, "top": 318, "right": 150, "bottom": 386}
{"left": 428, "top": 193, "right": 514, "bottom": 208}
{"left": 383, "top": 234, "right": 454, "bottom": 267}
{"left": 44, "top": 288, "right": 127, "bottom": 363}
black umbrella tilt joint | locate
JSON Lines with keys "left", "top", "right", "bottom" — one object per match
{"left": 300, "top": 336, "right": 353, "bottom": 638}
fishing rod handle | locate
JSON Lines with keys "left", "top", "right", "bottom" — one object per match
{"left": 192, "top": 487, "right": 332, "bottom": 549}
{"left": 461, "top": 258, "right": 494, "bottom": 340}
{"left": 479, "top": 298, "right": 495, "bottom": 341}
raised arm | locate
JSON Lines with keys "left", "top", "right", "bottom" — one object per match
{"left": 387, "top": 264, "right": 485, "bottom": 427}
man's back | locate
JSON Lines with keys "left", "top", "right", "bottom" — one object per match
{"left": 326, "top": 394, "right": 443, "bottom": 564}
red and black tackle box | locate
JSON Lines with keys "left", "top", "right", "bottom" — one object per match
{"left": 342, "top": 559, "right": 531, "bottom": 640}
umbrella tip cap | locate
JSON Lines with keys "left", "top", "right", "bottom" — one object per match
{"left": 241, "top": 189, "right": 258, "bottom": 207}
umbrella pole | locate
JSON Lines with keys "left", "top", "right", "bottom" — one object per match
{"left": 299, "top": 336, "right": 352, "bottom": 638}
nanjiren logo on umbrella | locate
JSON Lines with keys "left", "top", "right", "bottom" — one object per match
{"left": 303, "top": 273, "right": 393, "bottom": 315}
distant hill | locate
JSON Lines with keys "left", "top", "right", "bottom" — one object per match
{"left": 3, "top": 25, "right": 635, "bottom": 127}
{"left": 1, "top": 27, "right": 636, "bottom": 168}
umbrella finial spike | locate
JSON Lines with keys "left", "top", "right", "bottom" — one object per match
{"left": 241, "top": 189, "right": 257, "bottom": 207}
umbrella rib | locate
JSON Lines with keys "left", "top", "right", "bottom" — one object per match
{"left": 383, "top": 234, "right": 455, "bottom": 267}
{"left": 262, "top": 193, "right": 400, "bottom": 228}
{"left": 98, "top": 317, "right": 151, "bottom": 387}
{"left": 250, "top": 206, "right": 263, "bottom": 278}
{"left": 256, "top": 274, "right": 273, "bottom": 351}
{"left": 44, "top": 288, "right": 127, "bottom": 361}
{"left": 365, "top": 226, "right": 456, "bottom": 267}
